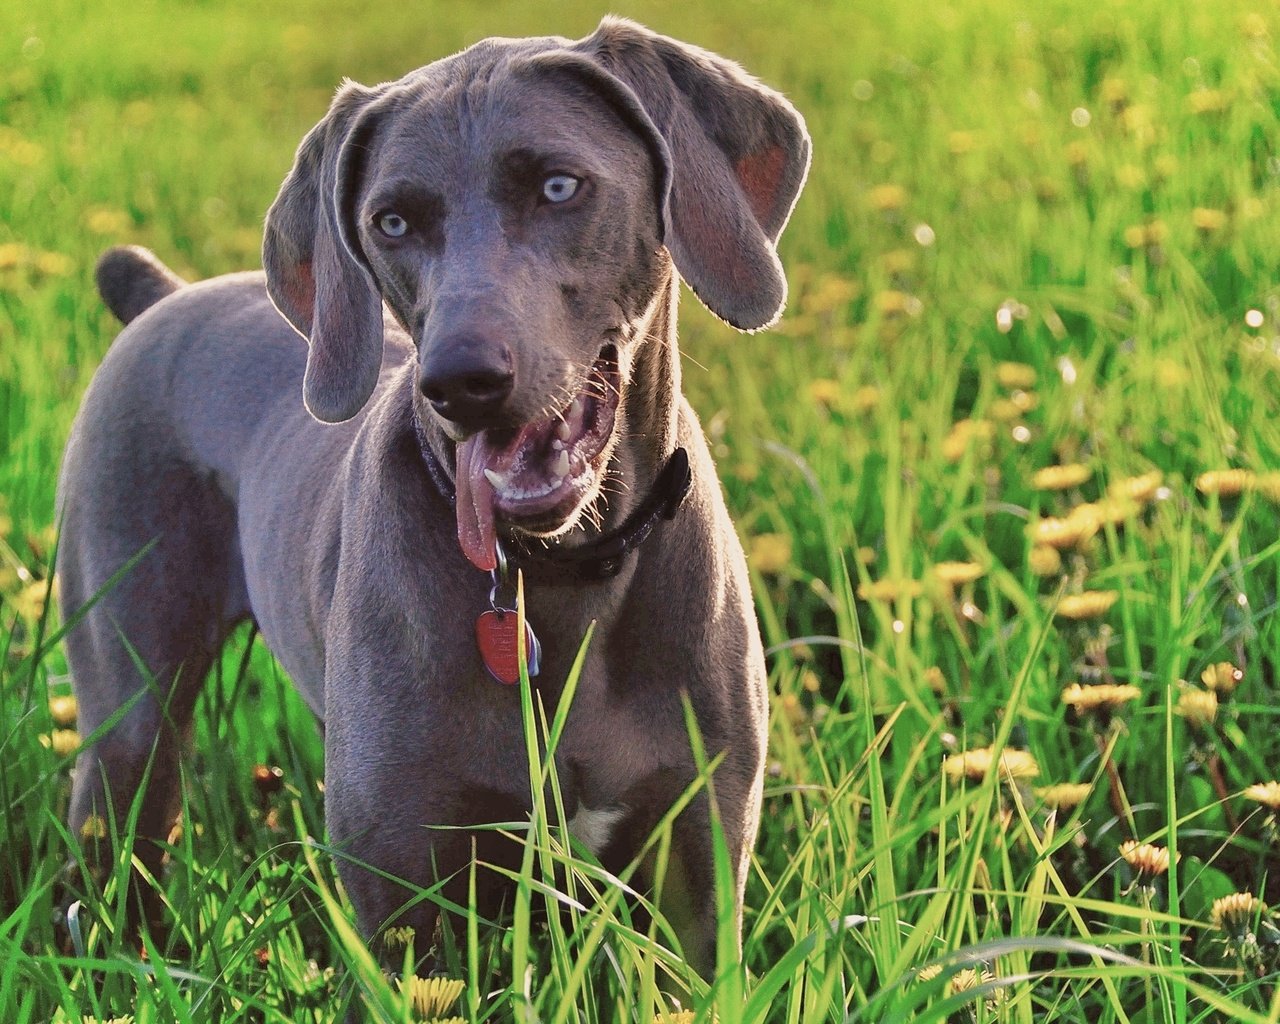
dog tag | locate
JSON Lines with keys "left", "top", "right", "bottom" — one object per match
{"left": 475, "top": 609, "right": 542, "bottom": 685}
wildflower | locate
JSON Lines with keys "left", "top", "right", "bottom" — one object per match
{"left": 1212, "top": 892, "right": 1265, "bottom": 940}
{"left": 950, "top": 967, "right": 996, "bottom": 994}
{"left": 875, "top": 289, "right": 920, "bottom": 316}
{"left": 1108, "top": 471, "right": 1163, "bottom": 503}
{"left": 1100, "top": 76, "right": 1129, "bottom": 110}
{"left": 1176, "top": 686, "right": 1218, "bottom": 729}
{"left": 382, "top": 925, "right": 416, "bottom": 950}
{"left": 1061, "top": 682, "right": 1140, "bottom": 715}
{"left": 1201, "top": 661, "right": 1243, "bottom": 694}
{"left": 809, "top": 379, "right": 841, "bottom": 409}
{"left": 1028, "top": 545, "right": 1062, "bottom": 576}
{"left": 942, "top": 746, "right": 1039, "bottom": 784}
{"left": 80, "top": 814, "right": 108, "bottom": 840}
{"left": 1065, "top": 140, "right": 1090, "bottom": 166}
{"left": 1032, "top": 463, "right": 1091, "bottom": 490}
{"left": 932, "top": 561, "right": 985, "bottom": 587}
{"left": 942, "top": 419, "right": 995, "bottom": 462}
{"left": 868, "top": 183, "right": 907, "bottom": 211}
{"left": 34, "top": 251, "right": 74, "bottom": 277}
{"left": 1028, "top": 515, "right": 1095, "bottom": 550}
{"left": 1242, "top": 781, "right": 1280, "bottom": 811}
{"left": 1055, "top": 591, "right": 1119, "bottom": 620}
{"left": 398, "top": 975, "right": 465, "bottom": 1018}
{"left": 40, "top": 729, "right": 81, "bottom": 757}
{"left": 1187, "top": 89, "right": 1230, "bottom": 115}
{"left": 748, "top": 533, "right": 792, "bottom": 575}
{"left": 84, "top": 207, "right": 132, "bottom": 236}
{"left": 1196, "top": 469, "right": 1255, "bottom": 496}
{"left": 1115, "top": 164, "right": 1146, "bottom": 189}
{"left": 1123, "top": 221, "right": 1167, "bottom": 248}
{"left": 850, "top": 385, "right": 880, "bottom": 412}
{"left": 922, "top": 666, "right": 946, "bottom": 694}
{"left": 653, "top": 1013, "right": 695, "bottom": 1024}
{"left": 9, "top": 578, "right": 53, "bottom": 620}
{"left": 1036, "top": 782, "right": 1092, "bottom": 810}
{"left": 1119, "top": 840, "right": 1173, "bottom": 879}
{"left": 948, "top": 130, "right": 977, "bottom": 155}
{"left": 1192, "top": 207, "right": 1227, "bottom": 232}
{"left": 48, "top": 694, "right": 78, "bottom": 726}
{"left": 916, "top": 963, "right": 944, "bottom": 983}
{"left": 857, "top": 577, "right": 924, "bottom": 602}
{"left": 995, "top": 361, "right": 1036, "bottom": 389}
{"left": 1070, "top": 498, "right": 1140, "bottom": 530}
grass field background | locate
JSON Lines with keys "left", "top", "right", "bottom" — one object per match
{"left": 3, "top": 0, "right": 1280, "bottom": 1021}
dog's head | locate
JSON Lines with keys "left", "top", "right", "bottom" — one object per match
{"left": 263, "top": 17, "right": 809, "bottom": 570}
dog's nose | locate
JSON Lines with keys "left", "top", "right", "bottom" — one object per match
{"left": 419, "top": 336, "right": 515, "bottom": 429}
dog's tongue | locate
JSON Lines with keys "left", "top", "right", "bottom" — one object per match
{"left": 455, "top": 435, "right": 498, "bottom": 572}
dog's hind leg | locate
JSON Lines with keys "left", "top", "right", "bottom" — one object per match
{"left": 59, "top": 443, "right": 247, "bottom": 930}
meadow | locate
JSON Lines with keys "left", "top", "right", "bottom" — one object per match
{"left": 3, "top": 0, "right": 1280, "bottom": 1020}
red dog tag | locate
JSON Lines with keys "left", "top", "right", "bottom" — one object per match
{"left": 475, "top": 609, "right": 542, "bottom": 685}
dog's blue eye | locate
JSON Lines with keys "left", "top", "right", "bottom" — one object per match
{"left": 542, "top": 175, "right": 580, "bottom": 204}
{"left": 377, "top": 212, "right": 408, "bottom": 237}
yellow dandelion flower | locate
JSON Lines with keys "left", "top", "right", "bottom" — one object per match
{"left": 942, "top": 746, "right": 1039, "bottom": 784}
{"left": 9, "top": 578, "right": 52, "bottom": 620}
{"left": 1192, "top": 207, "right": 1228, "bottom": 232}
{"left": 1061, "top": 682, "right": 1140, "bottom": 713}
{"left": 1070, "top": 498, "right": 1140, "bottom": 530}
{"left": 1108, "top": 471, "right": 1163, "bottom": 503}
{"left": 1028, "top": 545, "right": 1062, "bottom": 576}
{"left": 1201, "top": 661, "right": 1243, "bottom": 694}
{"left": 1055, "top": 591, "right": 1119, "bottom": 620}
{"left": 382, "top": 925, "right": 416, "bottom": 949}
{"left": 868, "top": 183, "right": 908, "bottom": 211}
{"left": 1032, "top": 463, "right": 1091, "bottom": 490}
{"left": 653, "top": 1013, "right": 695, "bottom": 1024}
{"left": 40, "top": 729, "right": 81, "bottom": 757}
{"left": 948, "top": 130, "right": 977, "bottom": 155}
{"left": 809, "top": 379, "right": 841, "bottom": 408}
{"left": 0, "top": 242, "right": 30, "bottom": 270}
{"left": 1212, "top": 892, "right": 1266, "bottom": 948}
{"left": 48, "top": 694, "right": 78, "bottom": 726}
{"left": 1119, "top": 840, "right": 1173, "bottom": 877}
{"left": 995, "top": 361, "right": 1036, "bottom": 389}
{"left": 748, "top": 533, "right": 792, "bottom": 575}
{"left": 881, "top": 248, "right": 916, "bottom": 275}
{"left": 989, "top": 398, "right": 1022, "bottom": 423}
{"left": 1028, "top": 515, "right": 1095, "bottom": 550}
{"left": 917, "top": 963, "right": 944, "bottom": 983}
{"left": 922, "top": 666, "right": 946, "bottom": 694}
{"left": 942, "top": 418, "right": 995, "bottom": 462}
{"left": 34, "top": 251, "right": 74, "bottom": 277}
{"left": 85, "top": 207, "right": 132, "bottom": 236}
{"left": 1242, "top": 13, "right": 1268, "bottom": 39}
{"left": 855, "top": 546, "right": 877, "bottom": 566}
{"left": 932, "top": 561, "right": 985, "bottom": 586}
{"left": 1187, "top": 89, "right": 1230, "bottom": 114}
{"left": 875, "top": 289, "right": 920, "bottom": 316}
{"left": 1115, "top": 164, "right": 1146, "bottom": 189}
{"left": 398, "top": 975, "right": 465, "bottom": 1019}
{"left": 80, "top": 814, "right": 108, "bottom": 840}
{"left": 1153, "top": 358, "right": 1191, "bottom": 387}
{"left": 1196, "top": 469, "right": 1255, "bottom": 496}
{"left": 851, "top": 384, "right": 880, "bottom": 412}
{"left": 1037, "top": 782, "right": 1092, "bottom": 810}
{"left": 1176, "top": 686, "right": 1218, "bottom": 729}
{"left": 857, "top": 577, "right": 924, "bottom": 602}
{"left": 1243, "top": 781, "right": 1280, "bottom": 811}
{"left": 1065, "top": 140, "right": 1090, "bottom": 166}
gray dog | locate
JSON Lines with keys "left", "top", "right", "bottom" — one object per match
{"left": 59, "top": 17, "right": 809, "bottom": 974}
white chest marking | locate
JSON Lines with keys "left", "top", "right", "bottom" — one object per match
{"left": 567, "top": 804, "right": 626, "bottom": 855}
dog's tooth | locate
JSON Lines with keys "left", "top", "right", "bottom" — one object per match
{"left": 567, "top": 397, "right": 585, "bottom": 423}
{"left": 483, "top": 468, "right": 507, "bottom": 490}
{"left": 551, "top": 439, "right": 565, "bottom": 451}
{"left": 555, "top": 419, "right": 572, "bottom": 441}
{"left": 553, "top": 449, "right": 570, "bottom": 478}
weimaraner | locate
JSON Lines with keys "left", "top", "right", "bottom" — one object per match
{"left": 59, "top": 16, "right": 809, "bottom": 975}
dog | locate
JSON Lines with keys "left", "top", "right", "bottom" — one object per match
{"left": 58, "top": 16, "right": 809, "bottom": 975}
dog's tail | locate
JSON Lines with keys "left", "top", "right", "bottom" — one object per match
{"left": 95, "top": 246, "right": 187, "bottom": 325}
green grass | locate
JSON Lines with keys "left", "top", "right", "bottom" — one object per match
{"left": 4, "top": 0, "right": 1280, "bottom": 1020}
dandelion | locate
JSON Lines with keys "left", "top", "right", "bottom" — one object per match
{"left": 1028, "top": 545, "right": 1062, "bottom": 576}
{"left": 1201, "top": 661, "right": 1243, "bottom": 694}
{"left": 1065, "top": 140, "right": 1090, "bottom": 166}
{"left": 1070, "top": 498, "right": 1140, "bottom": 530}
{"left": 950, "top": 967, "right": 996, "bottom": 994}
{"left": 1176, "top": 686, "right": 1218, "bottom": 729}
{"left": 84, "top": 207, "right": 132, "bottom": 236}
{"left": 1243, "top": 781, "right": 1280, "bottom": 811}
{"left": 809, "top": 379, "right": 841, "bottom": 408}
{"left": 34, "top": 251, "right": 74, "bottom": 277}
{"left": 653, "top": 1013, "right": 695, "bottom": 1024}
{"left": 1037, "top": 782, "right": 1092, "bottom": 810}
{"left": 948, "top": 130, "right": 977, "bottom": 155}
{"left": 48, "top": 694, "right": 77, "bottom": 726}
{"left": 1062, "top": 682, "right": 1140, "bottom": 715}
{"left": 942, "top": 419, "right": 995, "bottom": 462}
{"left": 1212, "top": 892, "right": 1265, "bottom": 938}
{"left": 851, "top": 384, "right": 881, "bottom": 412}
{"left": 942, "top": 746, "right": 1039, "bottom": 784}
{"left": 875, "top": 289, "right": 920, "bottom": 316}
{"left": 1032, "top": 463, "right": 1091, "bottom": 490}
{"left": 40, "top": 729, "right": 81, "bottom": 757}
{"left": 382, "top": 925, "right": 416, "bottom": 950}
{"left": 80, "top": 814, "right": 108, "bottom": 840}
{"left": 868, "top": 183, "right": 908, "bottom": 211}
{"left": 1192, "top": 207, "right": 1228, "bottom": 232}
{"left": 917, "top": 963, "right": 944, "bottom": 983}
{"left": 922, "top": 666, "right": 946, "bottom": 694}
{"left": 995, "top": 361, "right": 1036, "bottom": 389}
{"left": 932, "top": 561, "right": 986, "bottom": 587}
{"left": 1028, "top": 515, "right": 1095, "bottom": 550}
{"left": 9, "top": 578, "right": 53, "bottom": 620}
{"left": 1055, "top": 591, "right": 1119, "bottom": 620}
{"left": 1119, "top": 840, "right": 1173, "bottom": 879}
{"left": 748, "top": 533, "right": 792, "bottom": 575}
{"left": 1196, "top": 469, "right": 1255, "bottom": 496}
{"left": 1187, "top": 89, "right": 1230, "bottom": 114}
{"left": 857, "top": 577, "right": 924, "bottom": 602}
{"left": 398, "top": 975, "right": 465, "bottom": 1019}
{"left": 1108, "top": 471, "right": 1163, "bottom": 503}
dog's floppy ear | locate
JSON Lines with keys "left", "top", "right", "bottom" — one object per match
{"left": 263, "top": 81, "right": 385, "bottom": 424}
{"left": 570, "top": 17, "right": 810, "bottom": 331}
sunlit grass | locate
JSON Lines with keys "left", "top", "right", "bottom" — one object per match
{"left": 4, "top": 0, "right": 1280, "bottom": 1020}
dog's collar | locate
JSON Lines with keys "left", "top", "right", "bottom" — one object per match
{"left": 411, "top": 409, "right": 692, "bottom": 583}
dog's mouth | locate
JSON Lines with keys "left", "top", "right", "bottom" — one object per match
{"left": 454, "top": 347, "right": 621, "bottom": 571}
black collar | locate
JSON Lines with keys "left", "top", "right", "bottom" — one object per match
{"left": 411, "top": 410, "right": 692, "bottom": 583}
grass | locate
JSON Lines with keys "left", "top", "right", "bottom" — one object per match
{"left": 3, "top": 0, "right": 1280, "bottom": 1020}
